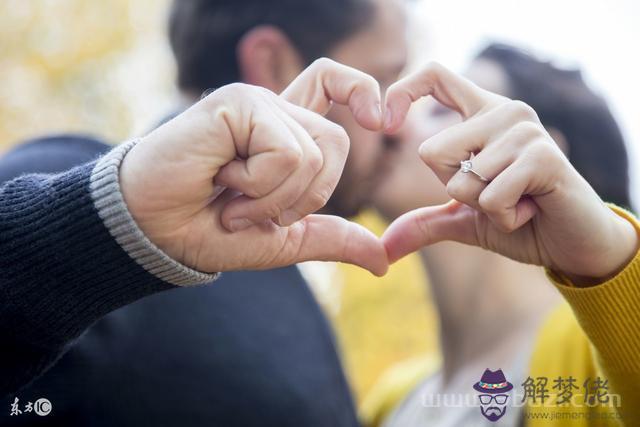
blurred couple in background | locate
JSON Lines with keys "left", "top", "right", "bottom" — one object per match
{"left": 1, "top": 1, "right": 637, "bottom": 426}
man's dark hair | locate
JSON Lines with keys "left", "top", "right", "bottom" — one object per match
{"left": 169, "top": 0, "right": 374, "bottom": 94}
{"left": 476, "top": 43, "right": 632, "bottom": 210}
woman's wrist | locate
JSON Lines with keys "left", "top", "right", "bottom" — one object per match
{"left": 561, "top": 206, "right": 639, "bottom": 287}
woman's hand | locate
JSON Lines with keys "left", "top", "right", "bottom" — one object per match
{"left": 381, "top": 62, "right": 638, "bottom": 284}
{"left": 119, "top": 59, "right": 389, "bottom": 276}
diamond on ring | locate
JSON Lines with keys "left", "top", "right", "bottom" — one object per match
{"left": 460, "top": 160, "right": 473, "bottom": 173}
{"left": 459, "top": 158, "right": 489, "bottom": 182}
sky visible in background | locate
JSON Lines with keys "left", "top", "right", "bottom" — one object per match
{"left": 410, "top": 0, "right": 640, "bottom": 204}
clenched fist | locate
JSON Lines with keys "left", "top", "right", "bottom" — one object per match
{"left": 119, "top": 59, "right": 389, "bottom": 276}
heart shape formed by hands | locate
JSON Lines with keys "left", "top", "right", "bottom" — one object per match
{"left": 121, "top": 57, "right": 636, "bottom": 283}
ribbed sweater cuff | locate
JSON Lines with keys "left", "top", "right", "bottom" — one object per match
{"left": 546, "top": 205, "right": 640, "bottom": 372}
{"left": 90, "top": 139, "right": 219, "bottom": 286}
{"left": 0, "top": 161, "right": 174, "bottom": 350}
{"left": 1, "top": 140, "right": 218, "bottom": 351}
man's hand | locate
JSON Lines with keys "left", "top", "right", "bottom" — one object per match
{"left": 119, "top": 59, "right": 388, "bottom": 276}
{"left": 381, "top": 62, "right": 638, "bottom": 284}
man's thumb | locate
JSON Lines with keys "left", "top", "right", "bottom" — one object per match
{"left": 381, "top": 200, "right": 478, "bottom": 263}
{"left": 292, "top": 215, "right": 389, "bottom": 276}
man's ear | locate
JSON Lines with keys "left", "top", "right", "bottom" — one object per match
{"left": 237, "top": 25, "right": 305, "bottom": 93}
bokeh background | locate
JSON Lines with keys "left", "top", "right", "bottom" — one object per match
{"left": 1, "top": 0, "right": 638, "bottom": 404}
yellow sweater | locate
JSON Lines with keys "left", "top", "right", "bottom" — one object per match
{"left": 362, "top": 206, "right": 640, "bottom": 427}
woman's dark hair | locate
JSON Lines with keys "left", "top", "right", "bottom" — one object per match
{"left": 169, "top": 0, "right": 374, "bottom": 93}
{"left": 476, "top": 43, "right": 632, "bottom": 210}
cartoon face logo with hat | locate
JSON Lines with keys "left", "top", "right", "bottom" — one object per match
{"left": 473, "top": 369, "right": 513, "bottom": 422}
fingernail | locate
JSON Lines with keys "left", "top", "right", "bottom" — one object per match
{"left": 279, "top": 210, "right": 300, "bottom": 226}
{"left": 228, "top": 218, "right": 252, "bottom": 232}
{"left": 384, "top": 108, "right": 393, "bottom": 130}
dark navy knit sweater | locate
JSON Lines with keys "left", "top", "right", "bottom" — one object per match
{"left": 0, "top": 136, "right": 360, "bottom": 426}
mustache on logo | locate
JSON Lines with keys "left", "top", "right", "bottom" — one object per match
{"left": 485, "top": 406, "right": 503, "bottom": 415}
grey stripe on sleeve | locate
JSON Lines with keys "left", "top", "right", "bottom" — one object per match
{"left": 90, "top": 139, "right": 219, "bottom": 287}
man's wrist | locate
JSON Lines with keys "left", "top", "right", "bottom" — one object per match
{"left": 91, "top": 140, "right": 219, "bottom": 286}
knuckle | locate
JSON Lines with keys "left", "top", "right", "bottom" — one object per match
{"left": 212, "top": 83, "right": 271, "bottom": 104}
{"left": 418, "top": 141, "right": 442, "bottom": 164}
{"left": 251, "top": 178, "right": 278, "bottom": 198}
{"left": 326, "top": 122, "right": 350, "bottom": 144}
{"left": 307, "top": 185, "right": 333, "bottom": 212}
{"left": 507, "top": 120, "right": 544, "bottom": 142}
{"left": 207, "top": 83, "right": 280, "bottom": 111}
{"left": 503, "top": 221, "right": 518, "bottom": 233}
{"left": 478, "top": 190, "right": 502, "bottom": 214}
{"left": 217, "top": 82, "right": 249, "bottom": 96}
{"left": 330, "top": 126, "right": 351, "bottom": 157}
{"left": 492, "top": 215, "right": 518, "bottom": 233}
{"left": 310, "top": 57, "right": 335, "bottom": 72}
{"left": 506, "top": 100, "right": 539, "bottom": 121}
{"left": 416, "top": 61, "right": 452, "bottom": 87}
{"left": 240, "top": 177, "right": 268, "bottom": 198}
{"left": 423, "top": 60, "right": 445, "bottom": 76}
{"left": 307, "top": 149, "right": 324, "bottom": 174}
{"left": 362, "top": 73, "right": 381, "bottom": 91}
{"left": 310, "top": 153, "right": 325, "bottom": 174}
{"left": 280, "top": 146, "right": 304, "bottom": 169}
{"left": 245, "top": 187, "right": 266, "bottom": 199}
{"left": 262, "top": 202, "right": 283, "bottom": 220}
{"left": 523, "top": 140, "right": 561, "bottom": 167}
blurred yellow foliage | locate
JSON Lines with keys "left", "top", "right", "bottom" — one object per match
{"left": 0, "top": 0, "right": 173, "bottom": 149}
{"left": 333, "top": 210, "right": 438, "bottom": 403}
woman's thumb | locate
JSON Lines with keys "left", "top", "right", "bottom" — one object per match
{"left": 381, "top": 200, "right": 478, "bottom": 263}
